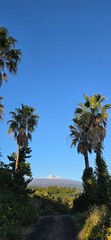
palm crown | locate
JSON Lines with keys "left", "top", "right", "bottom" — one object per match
{"left": 0, "top": 27, "right": 21, "bottom": 86}
{"left": 69, "top": 94, "right": 111, "bottom": 169}
{"left": 7, "top": 104, "right": 39, "bottom": 170}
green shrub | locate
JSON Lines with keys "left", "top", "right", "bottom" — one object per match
{"left": 73, "top": 193, "right": 89, "bottom": 211}
{"left": 81, "top": 205, "right": 110, "bottom": 240}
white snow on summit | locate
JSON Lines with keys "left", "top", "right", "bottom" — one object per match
{"left": 47, "top": 175, "right": 61, "bottom": 179}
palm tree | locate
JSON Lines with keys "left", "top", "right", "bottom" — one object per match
{"left": 69, "top": 116, "right": 92, "bottom": 169}
{"left": 69, "top": 94, "right": 111, "bottom": 168}
{"left": 74, "top": 94, "right": 111, "bottom": 151}
{"left": 7, "top": 104, "right": 39, "bottom": 171}
{"left": 82, "top": 94, "right": 111, "bottom": 151}
{"left": 0, "top": 27, "right": 21, "bottom": 86}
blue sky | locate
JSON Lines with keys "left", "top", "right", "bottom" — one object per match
{"left": 0, "top": 0, "right": 111, "bottom": 181}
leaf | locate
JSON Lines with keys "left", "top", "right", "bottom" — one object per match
{"left": 0, "top": 72, "right": 2, "bottom": 86}
{"left": 3, "top": 73, "right": 8, "bottom": 81}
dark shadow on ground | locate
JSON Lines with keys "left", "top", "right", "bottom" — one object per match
{"left": 32, "top": 194, "right": 71, "bottom": 215}
{"left": 24, "top": 215, "right": 82, "bottom": 240}
{"left": 22, "top": 195, "right": 87, "bottom": 240}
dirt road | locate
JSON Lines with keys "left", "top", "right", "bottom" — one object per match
{"left": 23, "top": 215, "right": 81, "bottom": 240}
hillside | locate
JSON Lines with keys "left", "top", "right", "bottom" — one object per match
{"left": 28, "top": 176, "right": 82, "bottom": 190}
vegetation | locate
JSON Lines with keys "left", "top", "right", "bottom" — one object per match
{"left": 69, "top": 94, "right": 111, "bottom": 239}
{"left": 7, "top": 104, "right": 39, "bottom": 171}
{"left": 1, "top": 26, "right": 111, "bottom": 239}
{"left": 74, "top": 205, "right": 111, "bottom": 240}
{"left": 69, "top": 94, "right": 111, "bottom": 169}
{"left": 0, "top": 27, "right": 39, "bottom": 240}
{"left": 0, "top": 147, "right": 38, "bottom": 240}
{"left": 0, "top": 27, "right": 21, "bottom": 85}
{"left": 31, "top": 186, "right": 78, "bottom": 215}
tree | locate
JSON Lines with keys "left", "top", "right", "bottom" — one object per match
{"left": 0, "top": 27, "right": 21, "bottom": 86}
{"left": 70, "top": 94, "right": 111, "bottom": 156}
{"left": 94, "top": 144, "right": 111, "bottom": 205}
{"left": 69, "top": 96, "right": 96, "bottom": 169}
{"left": 7, "top": 147, "right": 33, "bottom": 198}
{"left": 81, "top": 94, "right": 111, "bottom": 151}
{"left": 69, "top": 119, "right": 92, "bottom": 169}
{"left": 69, "top": 94, "right": 111, "bottom": 205}
{"left": 7, "top": 104, "right": 39, "bottom": 171}
{"left": 70, "top": 94, "right": 111, "bottom": 208}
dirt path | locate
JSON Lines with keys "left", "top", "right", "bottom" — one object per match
{"left": 23, "top": 215, "right": 81, "bottom": 240}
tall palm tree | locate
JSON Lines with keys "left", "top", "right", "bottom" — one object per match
{"left": 69, "top": 94, "right": 111, "bottom": 168}
{"left": 80, "top": 94, "right": 111, "bottom": 151}
{"left": 0, "top": 27, "right": 21, "bottom": 86}
{"left": 69, "top": 116, "right": 92, "bottom": 169}
{"left": 7, "top": 104, "right": 39, "bottom": 171}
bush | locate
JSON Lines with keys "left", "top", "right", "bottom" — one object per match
{"left": 73, "top": 168, "right": 96, "bottom": 211}
{"left": 80, "top": 205, "right": 110, "bottom": 240}
{"left": 0, "top": 190, "right": 38, "bottom": 239}
{"left": 0, "top": 189, "right": 21, "bottom": 240}
{"left": 73, "top": 193, "right": 89, "bottom": 211}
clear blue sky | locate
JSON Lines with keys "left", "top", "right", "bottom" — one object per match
{"left": 0, "top": 0, "right": 111, "bottom": 181}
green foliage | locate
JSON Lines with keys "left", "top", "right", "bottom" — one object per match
{"left": 0, "top": 189, "right": 21, "bottom": 240}
{"left": 7, "top": 147, "right": 33, "bottom": 197}
{"left": 73, "top": 193, "right": 89, "bottom": 211}
{"left": 69, "top": 93, "right": 111, "bottom": 170}
{"left": 7, "top": 104, "right": 39, "bottom": 146}
{"left": 0, "top": 26, "right": 39, "bottom": 240}
{"left": 74, "top": 168, "right": 95, "bottom": 211}
{"left": 73, "top": 146, "right": 111, "bottom": 211}
{"left": 0, "top": 189, "right": 38, "bottom": 240}
{"left": 94, "top": 145, "right": 111, "bottom": 205}
{"left": 0, "top": 161, "right": 11, "bottom": 189}
{"left": 7, "top": 104, "right": 39, "bottom": 170}
{"left": 31, "top": 186, "right": 78, "bottom": 215}
{"left": 82, "top": 167, "right": 95, "bottom": 205}
{"left": 79, "top": 206, "right": 111, "bottom": 240}
{"left": 0, "top": 27, "right": 21, "bottom": 86}
{"left": 0, "top": 147, "right": 38, "bottom": 240}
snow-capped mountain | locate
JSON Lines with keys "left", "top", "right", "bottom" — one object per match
{"left": 47, "top": 175, "right": 61, "bottom": 179}
{"left": 28, "top": 176, "right": 82, "bottom": 190}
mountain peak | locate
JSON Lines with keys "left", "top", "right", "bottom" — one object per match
{"left": 47, "top": 175, "right": 61, "bottom": 179}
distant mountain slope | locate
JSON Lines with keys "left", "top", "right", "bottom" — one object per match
{"left": 28, "top": 177, "right": 82, "bottom": 190}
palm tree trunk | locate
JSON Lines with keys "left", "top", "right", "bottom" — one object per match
{"left": 84, "top": 151, "right": 89, "bottom": 169}
{"left": 15, "top": 144, "right": 20, "bottom": 171}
